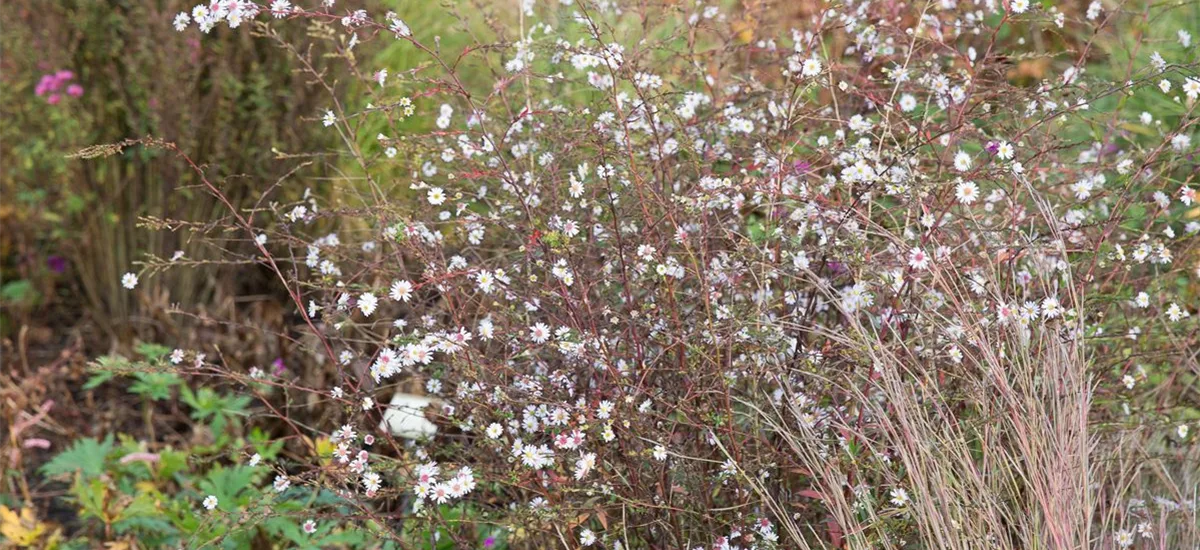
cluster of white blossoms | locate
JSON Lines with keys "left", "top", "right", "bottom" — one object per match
{"left": 136, "top": 0, "right": 1200, "bottom": 547}
{"left": 411, "top": 462, "right": 477, "bottom": 508}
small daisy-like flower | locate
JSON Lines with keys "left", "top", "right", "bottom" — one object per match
{"left": 1040, "top": 296, "right": 1063, "bottom": 319}
{"left": 270, "top": 0, "right": 292, "bottom": 18}
{"left": 427, "top": 187, "right": 447, "bottom": 205}
{"left": 322, "top": 109, "right": 337, "bottom": 127}
{"left": 248, "top": 453, "right": 261, "bottom": 467}
{"left": 1010, "top": 0, "right": 1029, "bottom": 13}
{"left": 1165, "top": 302, "right": 1188, "bottom": 322}
{"left": 273, "top": 475, "right": 291, "bottom": 492}
{"left": 597, "top": 400, "right": 614, "bottom": 419}
{"left": 953, "top": 150, "right": 972, "bottom": 172}
{"left": 122, "top": 272, "right": 139, "bottom": 290}
{"left": 362, "top": 471, "right": 382, "bottom": 493}
{"left": 173, "top": 12, "right": 191, "bottom": 31}
{"left": 908, "top": 247, "right": 930, "bottom": 270}
{"left": 652, "top": 445, "right": 668, "bottom": 461}
{"left": 486, "top": 423, "right": 504, "bottom": 439}
{"left": 955, "top": 181, "right": 980, "bottom": 204}
{"left": 1177, "top": 424, "right": 1190, "bottom": 439}
{"left": 1183, "top": 77, "right": 1200, "bottom": 100}
{"left": 529, "top": 323, "right": 551, "bottom": 343}
{"left": 390, "top": 280, "right": 414, "bottom": 302}
{"left": 889, "top": 488, "right": 910, "bottom": 507}
{"left": 303, "top": 519, "right": 317, "bottom": 534}
{"left": 899, "top": 93, "right": 917, "bottom": 112}
{"left": 580, "top": 528, "right": 597, "bottom": 546}
{"left": 358, "top": 292, "right": 378, "bottom": 316}
{"left": 996, "top": 141, "right": 1014, "bottom": 160}
{"left": 202, "top": 495, "right": 218, "bottom": 510}
{"left": 1114, "top": 529, "right": 1134, "bottom": 548}
{"left": 1180, "top": 186, "right": 1196, "bottom": 206}
{"left": 478, "top": 318, "right": 494, "bottom": 340}
{"left": 1134, "top": 292, "right": 1150, "bottom": 308}
{"left": 1159, "top": 79, "right": 1172, "bottom": 94}
{"left": 801, "top": 58, "right": 822, "bottom": 77}
{"left": 574, "top": 452, "right": 597, "bottom": 480}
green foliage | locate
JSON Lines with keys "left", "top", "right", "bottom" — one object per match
{"left": 34, "top": 353, "right": 511, "bottom": 548}
{"left": 180, "top": 386, "right": 252, "bottom": 441}
{"left": 36, "top": 355, "right": 349, "bottom": 548}
{"left": 39, "top": 436, "right": 114, "bottom": 479}
{"left": 128, "top": 372, "right": 183, "bottom": 402}
{"left": 0, "top": 279, "right": 38, "bottom": 306}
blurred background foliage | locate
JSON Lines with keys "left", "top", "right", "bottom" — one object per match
{"left": 0, "top": 0, "right": 340, "bottom": 354}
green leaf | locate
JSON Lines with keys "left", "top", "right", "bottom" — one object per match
{"left": 41, "top": 435, "right": 114, "bottom": 478}
{"left": 83, "top": 371, "right": 116, "bottom": 390}
{"left": 156, "top": 449, "right": 189, "bottom": 481}
{"left": 91, "top": 354, "right": 132, "bottom": 374}
{"left": 72, "top": 476, "right": 110, "bottom": 521}
{"left": 129, "top": 372, "right": 182, "bottom": 401}
{"left": 198, "top": 465, "right": 258, "bottom": 509}
{"left": 134, "top": 342, "right": 172, "bottom": 362}
{"left": 0, "top": 280, "right": 38, "bottom": 305}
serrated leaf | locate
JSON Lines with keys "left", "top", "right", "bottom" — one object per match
{"left": 129, "top": 372, "right": 182, "bottom": 401}
{"left": 84, "top": 371, "right": 116, "bottom": 390}
{"left": 198, "top": 465, "right": 257, "bottom": 509}
{"left": 41, "top": 435, "right": 114, "bottom": 478}
{"left": 134, "top": 342, "right": 172, "bottom": 362}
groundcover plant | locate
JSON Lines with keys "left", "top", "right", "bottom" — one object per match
{"left": 13, "top": 0, "right": 1200, "bottom": 548}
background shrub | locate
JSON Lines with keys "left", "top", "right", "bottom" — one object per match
{"left": 0, "top": 0, "right": 336, "bottom": 347}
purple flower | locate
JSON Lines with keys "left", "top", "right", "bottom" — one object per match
{"left": 36, "top": 70, "right": 78, "bottom": 102}
{"left": 47, "top": 255, "right": 67, "bottom": 273}
{"left": 484, "top": 537, "right": 497, "bottom": 548}
{"left": 272, "top": 357, "right": 287, "bottom": 375}
{"left": 792, "top": 160, "right": 811, "bottom": 174}
{"left": 35, "top": 75, "right": 56, "bottom": 96}
{"left": 985, "top": 141, "right": 999, "bottom": 155}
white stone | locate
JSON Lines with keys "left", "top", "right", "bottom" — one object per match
{"left": 379, "top": 392, "right": 437, "bottom": 440}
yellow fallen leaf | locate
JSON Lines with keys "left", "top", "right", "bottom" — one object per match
{"left": 313, "top": 436, "right": 334, "bottom": 466}
{"left": 0, "top": 505, "right": 48, "bottom": 547}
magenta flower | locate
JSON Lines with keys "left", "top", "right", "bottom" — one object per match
{"left": 36, "top": 70, "right": 81, "bottom": 103}
{"left": 47, "top": 255, "right": 67, "bottom": 273}
{"left": 35, "top": 75, "right": 55, "bottom": 96}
